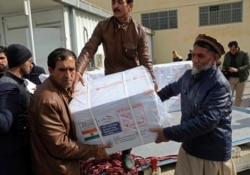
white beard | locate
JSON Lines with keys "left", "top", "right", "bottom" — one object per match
{"left": 192, "top": 60, "right": 213, "bottom": 75}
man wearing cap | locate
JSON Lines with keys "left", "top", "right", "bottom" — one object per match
{"left": 151, "top": 34, "right": 236, "bottom": 175}
{"left": 0, "top": 46, "right": 8, "bottom": 77}
{"left": 0, "top": 44, "right": 33, "bottom": 175}
{"left": 222, "top": 41, "right": 250, "bottom": 107}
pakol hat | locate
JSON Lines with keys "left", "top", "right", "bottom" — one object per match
{"left": 7, "top": 44, "right": 32, "bottom": 68}
{"left": 195, "top": 34, "right": 225, "bottom": 58}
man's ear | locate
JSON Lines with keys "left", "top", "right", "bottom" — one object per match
{"left": 48, "top": 67, "right": 53, "bottom": 74}
{"left": 129, "top": 3, "right": 134, "bottom": 12}
{"left": 213, "top": 54, "right": 220, "bottom": 65}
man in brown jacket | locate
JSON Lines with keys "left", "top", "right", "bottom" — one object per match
{"left": 29, "top": 48, "right": 111, "bottom": 175}
{"left": 74, "top": 0, "right": 158, "bottom": 170}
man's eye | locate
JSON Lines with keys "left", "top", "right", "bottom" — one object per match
{"left": 59, "top": 68, "right": 75, "bottom": 72}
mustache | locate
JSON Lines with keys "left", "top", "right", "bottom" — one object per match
{"left": 113, "top": 8, "right": 120, "bottom": 12}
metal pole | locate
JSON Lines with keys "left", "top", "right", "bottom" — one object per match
{"left": 24, "top": 0, "right": 36, "bottom": 63}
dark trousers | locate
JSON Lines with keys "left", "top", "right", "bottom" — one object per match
{"left": 122, "top": 148, "right": 132, "bottom": 155}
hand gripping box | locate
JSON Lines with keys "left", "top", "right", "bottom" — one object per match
{"left": 69, "top": 66, "right": 170, "bottom": 154}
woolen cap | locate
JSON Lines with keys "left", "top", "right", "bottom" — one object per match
{"left": 195, "top": 34, "right": 225, "bottom": 58}
{"left": 7, "top": 44, "right": 32, "bottom": 68}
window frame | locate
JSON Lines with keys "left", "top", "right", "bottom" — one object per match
{"left": 199, "top": 1, "right": 242, "bottom": 26}
{"left": 141, "top": 10, "right": 178, "bottom": 30}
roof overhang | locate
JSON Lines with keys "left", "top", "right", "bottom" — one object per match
{"left": 0, "top": 0, "right": 111, "bottom": 18}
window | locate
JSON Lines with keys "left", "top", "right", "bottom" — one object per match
{"left": 141, "top": 10, "right": 177, "bottom": 30}
{"left": 199, "top": 1, "right": 242, "bottom": 26}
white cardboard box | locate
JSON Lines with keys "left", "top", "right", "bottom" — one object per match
{"left": 69, "top": 66, "right": 170, "bottom": 154}
{"left": 41, "top": 62, "right": 193, "bottom": 112}
{"left": 83, "top": 61, "right": 193, "bottom": 112}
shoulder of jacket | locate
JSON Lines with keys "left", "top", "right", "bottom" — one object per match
{"left": 99, "top": 16, "right": 113, "bottom": 25}
{"left": 0, "top": 80, "right": 19, "bottom": 89}
{"left": 0, "top": 76, "right": 17, "bottom": 85}
{"left": 239, "top": 50, "right": 249, "bottom": 56}
{"left": 131, "top": 18, "right": 144, "bottom": 30}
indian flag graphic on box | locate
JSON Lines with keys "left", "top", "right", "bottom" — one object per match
{"left": 82, "top": 128, "right": 100, "bottom": 141}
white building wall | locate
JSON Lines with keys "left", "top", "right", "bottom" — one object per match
{"left": 74, "top": 10, "right": 105, "bottom": 55}
{"left": 0, "top": 2, "right": 154, "bottom": 70}
{"left": 1, "top": 8, "right": 65, "bottom": 70}
{"left": 0, "top": 7, "right": 107, "bottom": 70}
{"left": 73, "top": 10, "right": 106, "bottom": 69}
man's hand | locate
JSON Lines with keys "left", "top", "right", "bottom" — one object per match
{"left": 228, "top": 67, "right": 238, "bottom": 73}
{"left": 95, "top": 143, "right": 113, "bottom": 160}
{"left": 72, "top": 71, "right": 85, "bottom": 93}
{"left": 154, "top": 81, "right": 159, "bottom": 92}
{"left": 150, "top": 128, "right": 169, "bottom": 143}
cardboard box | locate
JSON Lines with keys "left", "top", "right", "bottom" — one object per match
{"left": 69, "top": 66, "right": 170, "bottom": 154}
{"left": 42, "top": 62, "right": 193, "bottom": 113}
{"left": 83, "top": 61, "right": 193, "bottom": 112}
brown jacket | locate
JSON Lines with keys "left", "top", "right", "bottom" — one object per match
{"left": 28, "top": 76, "right": 98, "bottom": 175}
{"left": 76, "top": 16, "right": 156, "bottom": 81}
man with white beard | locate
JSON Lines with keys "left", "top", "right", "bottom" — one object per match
{"left": 151, "top": 34, "right": 236, "bottom": 175}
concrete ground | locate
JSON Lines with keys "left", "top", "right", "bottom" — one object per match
{"left": 236, "top": 77, "right": 250, "bottom": 175}
{"left": 239, "top": 77, "right": 250, "bottom": 109}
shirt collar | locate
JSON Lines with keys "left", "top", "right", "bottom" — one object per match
{"left": 114, "top": 16, "right": 131, "bottom": 30}
{"left": 48, "top": 76, "right": 72, "bottom": 99}
{"left": 5, "top": 70, "right": 25, "bottom": 85}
